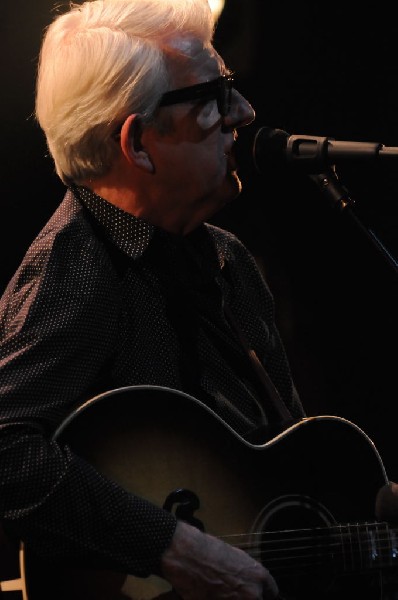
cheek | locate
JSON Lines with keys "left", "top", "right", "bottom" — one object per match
{"left": 197, "top": 142, "right": 226, "bottom": 183}
{"left": 181, "top": 128, "right": 225, "bottom": 178}
{"left": 180, "top": 147, "right": 226, "bottom": 201}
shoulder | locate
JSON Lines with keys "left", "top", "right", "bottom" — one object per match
{"left": 204, "top": 223, "right": 255, "bottom": 263}
{"left": 204, "top": 223, "right": 275, "bottom": 315}
{"left": 204, "top": 222, "right": 265, "bottom": 278}
{"left": 22, "top": 190, "right": 117, "bottom": 282}
{"left": 36, "top": 189, "right": 107, "bottom": 263}
{"left": 0, "top": 190, "right": 121, "bottom": 320}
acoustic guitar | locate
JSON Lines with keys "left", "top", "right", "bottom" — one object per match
{"left": 1, "top": 385, "right": 398, "bottom": 599}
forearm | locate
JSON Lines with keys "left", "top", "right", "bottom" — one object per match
{"left": 1, "top": 424, "right": 177, "bottom": 576}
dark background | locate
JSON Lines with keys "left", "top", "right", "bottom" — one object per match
{"left": 1, "top": 2, "right": 398, "bottom": 477}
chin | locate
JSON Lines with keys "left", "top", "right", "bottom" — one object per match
{"left": 227, "top": 170, "right": 242, "bottom": 197}
{"left": 208, "top": 173, "right": 242, "bottom": 214}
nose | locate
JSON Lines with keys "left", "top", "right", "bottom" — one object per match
{"left": 225, "top": 89, "right": 255, "bottom": 128}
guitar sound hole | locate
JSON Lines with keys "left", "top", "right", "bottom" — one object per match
{"left": 255, "top": 493, "right": 335, "bottom": 531}
{"left": 253, "top": 494, "right": 336, "bottom": 598}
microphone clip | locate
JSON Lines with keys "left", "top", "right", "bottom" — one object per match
{"left": 287, "top": 134, "right": 331, "bottom": 172}
{"left": 309, "top": 167, "right": 355, "bottom": 212}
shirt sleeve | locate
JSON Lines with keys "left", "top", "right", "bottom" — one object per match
{"left": 0, "top": 220, "right": 177, "bottom": 577}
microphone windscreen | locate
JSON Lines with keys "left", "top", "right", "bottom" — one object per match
{"left": 253, "top": 127, "right": 289, "bottom": 174}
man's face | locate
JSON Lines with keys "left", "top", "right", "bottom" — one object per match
{"left": 140, "top": 37, "right": 255, "bottom": 235}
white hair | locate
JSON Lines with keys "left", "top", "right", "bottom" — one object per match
{"left": 35, "top": 0, "right": 215, "bottom": 184}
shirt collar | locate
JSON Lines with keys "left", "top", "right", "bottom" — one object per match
{"left": 71, "top": 185, "right": 226, "bottom": 275}
{"left": 73, "top": 185, "right": 156, "bottom": 259}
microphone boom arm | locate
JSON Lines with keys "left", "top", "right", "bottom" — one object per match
{"left": 252, "top": 126, "right": 398, "bottom": 276}
{"left": 310, "top": 167, "right": 398, "bottom": 276}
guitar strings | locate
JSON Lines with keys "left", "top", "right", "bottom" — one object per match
{"left": 216, "top": 525, "right": 398, "bottom": 572}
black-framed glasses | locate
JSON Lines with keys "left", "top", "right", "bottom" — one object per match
{"left": 158, "top": 75, "right": 234, "bottom": 117}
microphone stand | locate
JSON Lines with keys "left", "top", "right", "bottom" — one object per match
{"left": 309, "top": 167, "right": 398, "bottom": 277}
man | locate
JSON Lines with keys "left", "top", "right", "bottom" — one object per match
{"left": 0, "top": 0, "right": 305, "bottom": 597}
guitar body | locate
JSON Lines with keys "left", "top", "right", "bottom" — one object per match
{"left": 9, "top": 386, "right": 398, "bottom": 599}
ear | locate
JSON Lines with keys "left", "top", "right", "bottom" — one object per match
{"left": 120, "top": 114, "right": 154, "bottom": 173}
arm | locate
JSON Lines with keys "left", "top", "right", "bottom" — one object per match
{"left": 0, "top": 219, "right": 176, "bottom": 576}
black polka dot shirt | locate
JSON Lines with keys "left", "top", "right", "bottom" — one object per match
{"left": 0, "top": 186, "right": 304, "bottom": 577}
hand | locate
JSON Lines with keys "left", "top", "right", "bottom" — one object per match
{"left": 376, "top": 481, "right": 398, "bottom": 524}
{"left": 160, "top": 520, "right": 279, "bottom": 599}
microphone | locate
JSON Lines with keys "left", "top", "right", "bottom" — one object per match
{"left": 253, "top": 126, "right": 398, "bottom": 174}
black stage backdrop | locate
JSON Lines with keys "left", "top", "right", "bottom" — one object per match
{"left": 1, "top": 1, "right": 398, "bottom": 478}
